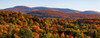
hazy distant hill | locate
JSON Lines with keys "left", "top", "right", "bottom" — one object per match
{"left": 3, "top": 6, "right": 80, "bottom": 13}
{"left": 80, "top": 11, "right": 100, "bottom": 15}
{"left": 4, "top": 6, "right": 38, "bottom": 13}
{"left": 28, "top": 10, "right": 100, "bottom": 19}
{"left": 33, "top": 7, "right": 80, "bottom": 13}
{"left": 2, "top": 6, "right": 100, "bottom": 15}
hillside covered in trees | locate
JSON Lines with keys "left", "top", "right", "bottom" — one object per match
{"left": 0, "top": 11, "right": 100, "bottom": 38}
{"left": 28, "top": 10, "right": 100, "bottom": 20}
{"left": 3, "top": 6, "right": 100, "bottom": 15}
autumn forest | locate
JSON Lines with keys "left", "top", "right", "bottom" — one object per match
{"left": 0, "top": 10, "right": 99, "bottom": 38}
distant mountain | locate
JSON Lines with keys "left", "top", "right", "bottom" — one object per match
{"left": 4, "top": 6, "right": 38, "bottom": 13}
{"left": 80, "top": 11, "right": 100, "bottom": 15}
{"left": 33, "top": 7, "right": 80, "bottom": 13}
{"left": 2, "top": 6, "right": 100, "bottom": 15}
{"left": 28, "top": 10, "right": 100, "bottom": 19}
{"left": 2, "top": 6, "right": 81, "bottom": 13}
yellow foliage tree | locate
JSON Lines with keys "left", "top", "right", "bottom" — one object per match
{"left": 14, "top": 33, "right": 20, "bottom": 38}
{"left": 61, "top": 32, "right": 65, "bottom": 38}
{"left": 81, "top": 33, "right": 84, "bottom": 38}
{"left": 66, "top": 35, "right": 69, "bottom": 38}
{"left": 15, "top": 28, "right": 20, "bottom": 32}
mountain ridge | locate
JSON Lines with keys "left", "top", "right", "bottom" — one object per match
{"left": 1, "top": 6, "right": 100, "bottom": 15}
{"left": 28, "top": 10, "right": 100, "bottom": 19}
{"left": 3, "top": 6, "right": 38, "bottom": 13}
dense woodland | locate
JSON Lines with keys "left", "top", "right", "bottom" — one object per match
{"left": 0, "top": 11, "right": 100, "bottom": 38}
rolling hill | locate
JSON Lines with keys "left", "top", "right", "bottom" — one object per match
{"left": 80, "top": 11, "right": 100, "bottom": 15}
{"left": 2, "top": 6, "right": 100, "bottom": 15}
{"left": 3, "top": 6, "right": 80, "bottom": 13}
{"left": 33, "top": 7, "right": 80, "bottom": 13}
{"left": 3, "top": 6, "right": 38, "bottom": 13}
{"left": 28, "top": 10, "right": 100, "bottom": 20}
{"left": 1, "top": 6, "right": 100, "bottom": 19}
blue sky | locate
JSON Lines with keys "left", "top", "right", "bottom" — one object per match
{"left": 0, "top": 0, "right": 100, "bottom": 11}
